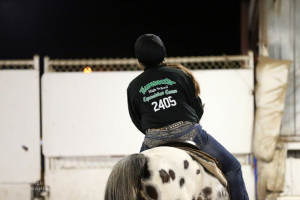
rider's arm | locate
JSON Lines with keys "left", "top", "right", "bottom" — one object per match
{"left": 194, "top": 96, "right": 204, "bottom": 122}
{"left": 127, "top": 89, "right": 144, "bottom": 134}
{"left": 183, "top": 73, "right": 204, "bottom": 121}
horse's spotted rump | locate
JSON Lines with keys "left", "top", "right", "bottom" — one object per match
{"left": 105, "top": 147, "right": 230, "bottom": 200}
{"left": 217, "top": 187, "right": 229, "bottom": 198}
{"left": 145, "top": 185, "right": 158, "bottom": 200}
{"left": 217, "top": 191, "right": 222, "bottom": 198}
{"left": 142, "top": 159, "right": 151, "bottom": 180}
{"left": 179, "top": 178, "right": 185, "bottom": 188}
{"left": 159, "top": 169, "right": 170, "bottom": 183}
{"left": 201, "top": 187, "right": 212, "bottom": 199}
{"left": 184, "top": 160, "right": 189, "bottom": 169}
{"left": 168, "top": 169, "right": 176, "bottom": 180}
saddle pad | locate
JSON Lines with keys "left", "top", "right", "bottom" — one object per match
{"left": 174, "top": 146, "right": 228, "bottom": 187}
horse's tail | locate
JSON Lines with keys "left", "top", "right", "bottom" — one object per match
{"left": 104, "top": 153, "right": 147, "bottom": 200}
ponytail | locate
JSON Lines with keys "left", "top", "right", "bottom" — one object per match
{"left": 165, "top": 63, "right": 200, "bottom": 97}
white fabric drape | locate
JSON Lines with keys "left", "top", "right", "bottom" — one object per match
{"left": 254, "top": 57, "right": 292, "bottom": 200}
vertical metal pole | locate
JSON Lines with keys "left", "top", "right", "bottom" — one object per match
{"left": 292, "top": 0, "right": 296, "bottom": 136}
{"left": 34, "top": 55, "right": 40, "bottom": 70}
{"left": 248, "top": 50, "right": 254, "bottom": 69}
{"left": 259, "top": 0, "right": 268, "bottom": 57}
{"left": 241, "top": 0, "right": 249, "bottom": 55}
{"left": 44, "top": 56, "right": 50, "bottom": 73}
{"left": 295, "top": 0, "right": 300, "bottom": 136}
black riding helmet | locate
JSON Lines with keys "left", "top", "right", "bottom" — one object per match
{"left": 135, "top": 34, "right": 166, "bottom": 66}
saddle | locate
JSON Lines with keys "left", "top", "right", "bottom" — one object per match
{"left": 158, "top": 140, "right": 228, "bottom": 187}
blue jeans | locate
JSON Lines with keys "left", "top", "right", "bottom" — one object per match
{"left": 140, "top": 123, "right": 249, "bottom": 200}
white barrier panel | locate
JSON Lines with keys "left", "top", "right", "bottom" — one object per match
{"left": 44, "top": 156, "right": 122, "bottom": 200}
{"left": 282, "top": 157, "right": 300, "bottom": 196}
{"left": 0, "top": 70, "right": 40, "bottom": 183}
{"left": 242, "top": 165, "right": 255, "bottom": 200}
{"left": 42, "top": 71, "right": 143, "bottom": 157}
{"left": 197, "top": 69, "right": 254, "bottom": 154}
{"left": 0, "top": 184, "right": 31, "bottom": 200}
{"left": 42, "top": 69, "right": 253, "bottom": 156}
{"left": 45, "top": 168, "right": 112, "bottom": 200}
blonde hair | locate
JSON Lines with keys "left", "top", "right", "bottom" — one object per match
{"left": 165, "top": 63, "right": 200, "bottom": 97}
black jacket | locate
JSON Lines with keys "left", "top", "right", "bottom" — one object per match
{"left": 127, "top": 65, "right": 204, "bottom": 134}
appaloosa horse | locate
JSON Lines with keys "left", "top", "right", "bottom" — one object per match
{"left": 104, "top": 146, "right": 229, "bottom": 200}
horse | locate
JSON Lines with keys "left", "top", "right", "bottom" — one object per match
{"left": 104, "top": 146, "right": 229, "bottom": 200}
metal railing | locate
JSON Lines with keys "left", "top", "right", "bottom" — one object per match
{"left": 46, "top": 156, "right": 125, "bottom": 170}
{"left": 0, "top": 55, "right": 39, "bottom": 70}
{"left": 44, "top": 51, "right": 254, "bottom": 72}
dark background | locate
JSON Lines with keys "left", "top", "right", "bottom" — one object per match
{"left": 0, "top": 0, "right": 242, "bottom": 60}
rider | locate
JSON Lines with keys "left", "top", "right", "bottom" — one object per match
{"left": 127, "top": 34, "right": 249, "bottom": 200}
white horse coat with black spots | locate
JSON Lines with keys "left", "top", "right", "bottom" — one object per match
{"left": 105, "top": 146, "right": 229, "bottom": 200}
